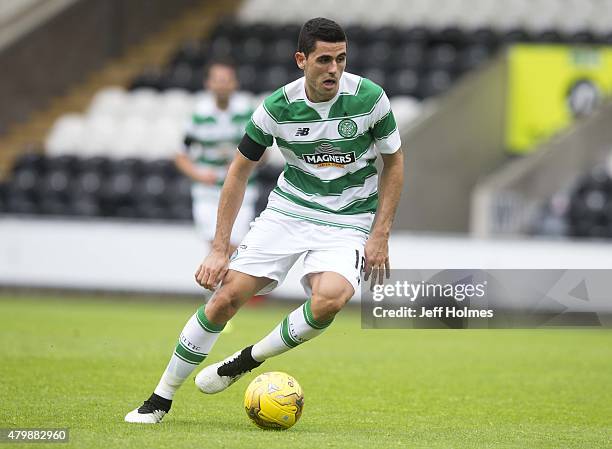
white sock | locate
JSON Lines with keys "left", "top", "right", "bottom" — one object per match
{"left": 154, "top": 305, "right": 225, "bottom": 400}
{"left": 251, "top": 299, "right": 333, "bottom": 362}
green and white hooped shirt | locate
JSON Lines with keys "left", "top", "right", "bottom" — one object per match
{"left": 183, "top": 93, "right": 254, "bottom": 197}
{"left": 245, "top": 72, "right": 401, "bottom": 234}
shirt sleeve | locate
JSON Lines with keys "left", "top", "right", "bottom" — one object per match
{"left": 180, "top": 114, "right": 198, "bottom": 154}
{"left": 244, "top": 103, "right": 275, "bottom": 148}
{"left": 370, "top": 91, "right": 401, "bottom": 154}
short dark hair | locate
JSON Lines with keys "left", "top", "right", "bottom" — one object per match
{"left": 204, "top": 57, "right": 236, "bottom": 78}
{"left": 297, "top": 18, "right": 346, "bottom": 57}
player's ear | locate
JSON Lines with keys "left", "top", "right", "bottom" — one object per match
{"left": 295, "top": 52, "right": 306, "bottom": 70}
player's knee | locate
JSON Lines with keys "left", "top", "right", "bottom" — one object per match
{"left": 205, "top": 287, "right": 244, "bottom": 323}
{"left": 310, "top": 287, "right": 353, "bottom": 322}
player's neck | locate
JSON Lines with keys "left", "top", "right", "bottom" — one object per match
{"left": 215, "top": 97, "right": 230, "bottom": 110}
{"left": 304, "top": 83, "right": 335, "bottom": 103}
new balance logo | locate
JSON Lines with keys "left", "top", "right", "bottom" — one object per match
{"left": 295, "top": 127, "right": 310, "bottom": 136}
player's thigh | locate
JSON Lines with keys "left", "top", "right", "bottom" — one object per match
{"left": 192, "top": 197, "right": 217, "bottom": 241}
{"left": 301, "top": 235, "right": 366, "bottom": 300}
{"left": 229, "top": 209, "right": 305, "bottom": 295}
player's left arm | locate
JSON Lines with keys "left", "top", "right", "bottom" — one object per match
{"left": 364, "top": 149, "right": 404, "bottom": 286}
{"left": 364, "top": 89, "right": 404, "bottom": 287}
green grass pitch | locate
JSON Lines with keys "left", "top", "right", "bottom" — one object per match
{"left": 1, "top": 294, "right": 611, "bottom": 448}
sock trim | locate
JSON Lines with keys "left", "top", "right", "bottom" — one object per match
{"left": 196, "top": 306, "right": 226, "bottom": 333}
{"left": 280, "top": 317, "right": 300, "bottom": 348}
{"left": 173, "top": 350, "right": 200, "bottom": 365}
{"left": 174, "top": 341, "right": 207, "bottom": 364}
{"left": 303, "top": 299, "right": 334, "bottom": 330}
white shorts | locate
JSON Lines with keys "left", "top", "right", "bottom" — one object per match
{"left": 228, "top": 208, "right": 367, "bottom": 298}
{"left": 192, "top": 185, "right": 257, "bottom": 246}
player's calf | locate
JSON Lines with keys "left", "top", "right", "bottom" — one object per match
{"left": 195, "top": 295, "right": 339, "bottom": 395}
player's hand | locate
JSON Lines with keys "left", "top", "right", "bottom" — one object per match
{"left": 198, "top": 170, "right": 218, "bottom": 185}
{"left": 194, "top": 248, "right": 229, "bottom": 290}
{"left": 363, "top": 233, "right": 390, "bottom": 290}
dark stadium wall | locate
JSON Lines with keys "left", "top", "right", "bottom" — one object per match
{"left": 0, "top": 0, "right": 200, "bottom": 136}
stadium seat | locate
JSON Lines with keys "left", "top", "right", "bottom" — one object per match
{"left": 130, "top": 16, "right": 612, "bottom": 100}
{"left": 209, "top": 36, "right": 234, "bottom": 59}
{"left": 419, "top": 70, "right": 454, "bottom": 98}
{"left": 10, "top": 153, "right": 46, "bottom": 209}
{"left": 159, "top": 88, "right": 194, "bottom": 121}
{"left": 125, "top": 88, "right": 162, "bottom": 119}
{"left": 82, "top": 115, "right": 118, "bottom": 157}
{"left": 13, "top": 152, "right": 47, "bottom": 174}
{"left": 12, "top": 165, "right": 38, "bottom": 197}
{"left": 110, "top": 116, "right": 149, "bottom": 159}
{"left": 361, "top": 68, "right": 387, "bottom": 89}
{"left": 142, "top": 117, "right": 184, "bottom": 160}
{"left": 260, "top": 65, "right": 293, "bottom": 92}
{"left": 73, "top": 167, "right": 105, "bottom": 198}
{"left": 170, "top": 40, "right": 208, "bottom": 69}
{"left": 532, "top": 29, "right": 565, "bottom": 43}
{"left": 387, "top": 69, "right": 421, "bottom": 98}
{"left": 5, "top": 174, "right": 38, "bottom": 215}
{"left": 28, "top": 5, "right": 612, "bottom": 225}
{"left": 167, "top": 63, "right": 201, "bottom": 92}
{"left": 129, "top": 66, "right": 166, "bottom": 91}
{"left": 565, "top": 166, "right": 612, "bottom": 238}
{"left": 237, "top": 64, "right": 258, "bottom": 92}
{"left": 392, "top": 43, "right": 425, "bottom": 71}
{"left": 389, "top": 96, "right": 422, "bottom": 125}
{"left": 363, "top": 41, "right": 393, "bottom": 68}
{"left": 465, "top": 27, "right": 499, "bottom": 48}
{"left": 68, "top": 191, "right": 102, "bottom": 217}
{"left": 88, "top": 87, "right": 128, "bottom": 117}
{"left": 458, "top": 44, "right": 492, "bottom": 72}
{"left": 426, "top": 44, "right": 460, "bottom": 72}
{"left": 45, "top": 114, "right": 87, "bottom": 156}
{"left": 266, "top": 38, "right": 295, "bottom": 64}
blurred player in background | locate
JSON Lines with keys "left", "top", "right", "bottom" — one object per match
{"left": 174, "top": 59, "right": 257, "bottom": 253}
{"left": 126, "top": 17, "right": 403, "bottom": 423}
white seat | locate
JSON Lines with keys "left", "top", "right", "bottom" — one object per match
{"left": 81, "top": 115, "right": 118, "bottom": 157}
{"left": 160, "top": 89, "right": 194, "bottom": 121}
{"left": 110, "top": 116, "right": 149, "bottom": 158}
{"left": 236, "top": 0, "right": 607, "bottom": 33}
{"left": 238, "top": 0, "right": 276, "bottom": 23}
{"left": 87, "top": 87, "right": 128, "bottom": 118}
{"left": 142, "top": 117, "right": 184, "bottom": 160}
{"left": 124, "top": 88, "right": 161, "bottom": 120}
{"left": 390, "top": 96, "right": 422, "bottom": 126}
{"left": 45, "top": 114, "right": 86, "bottom": 156}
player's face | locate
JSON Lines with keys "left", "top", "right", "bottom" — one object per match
{"left": 296, "top": 40, "right": 347, "bottom": 102}
{"left": 205, "top": 64, "right": 238, "bottom": 102}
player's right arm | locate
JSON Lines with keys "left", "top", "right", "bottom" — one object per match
{"left": 195, "top": 103, "right": 274, "bottom": 290}
{"left": 174, "top": 152, "right": 217, "bottom": 185}
{"left": 195, "top": 152, "right": 258, "bottom": 289}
